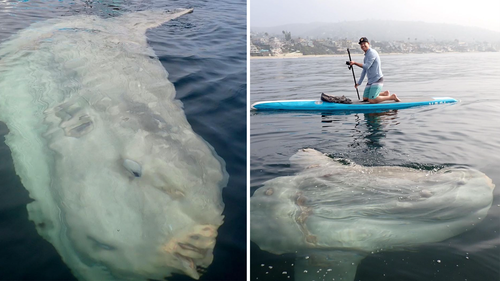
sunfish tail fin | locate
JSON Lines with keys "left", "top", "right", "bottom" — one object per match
{"left": 115, "top": 8, "right": 194, "bottom": 33}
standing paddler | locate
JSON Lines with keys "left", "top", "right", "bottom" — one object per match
{"left": 349, "top": 37, "right": 401, "bottom": 103}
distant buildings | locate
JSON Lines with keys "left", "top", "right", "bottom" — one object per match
{"left": 250, "top": 32, "right": 500, "bottom": 57}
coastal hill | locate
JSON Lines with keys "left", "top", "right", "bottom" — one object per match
{"left": 251, "top": 20, "right": 500, "bottom": 42}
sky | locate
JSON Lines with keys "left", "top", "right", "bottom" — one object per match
{"left": 250, "top": 0, "right": 500, "bottom": 32}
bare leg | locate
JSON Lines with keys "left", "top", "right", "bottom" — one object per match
{"left": 368, "top": 93, "right": 401, "bottom": 104}
{"left": 380, "top": 90, "right": 390, "bottom": 96}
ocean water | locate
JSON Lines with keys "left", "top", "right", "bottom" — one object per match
{"left": 250, "top": 52, "right": 500, "bottom": 281}
{"left": 0, "top": 0, "right": 246, "bottom": 280}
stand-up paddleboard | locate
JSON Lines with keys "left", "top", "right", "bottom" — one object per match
{"left": 251, "top": 97, "right": 457, "bottom": 112}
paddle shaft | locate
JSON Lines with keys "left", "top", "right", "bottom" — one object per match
{"left": 347, "top": 48, "right": 360, "bottom": 100}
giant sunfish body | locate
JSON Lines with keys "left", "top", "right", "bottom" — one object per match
{"left": 251, "top": 148, "right": 494, "bottom": 281}
{"left": 0, "top": 9, "right": 228, "bottom": 280}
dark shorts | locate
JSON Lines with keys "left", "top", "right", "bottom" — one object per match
{"left": 363, "top": 77, "right": 384, "bottom": 100}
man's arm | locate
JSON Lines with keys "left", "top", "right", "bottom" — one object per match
{"left": 362, "top": 51, "right": 376, "bottom": 71}
{"left": 357, "top": 68, "right": 366, "bottom": 86}
{"left": 349, "top": 61, "right": 365, "bottom": 87}
{"left": 349, "top": 61, "right": 363, "bottom": 68}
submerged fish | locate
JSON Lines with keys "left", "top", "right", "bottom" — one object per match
{"left": 0, "top": 9, "right": 228, "bottom": 281}
{"left": 251, "top": 148, "right": 494, "bottom": 281}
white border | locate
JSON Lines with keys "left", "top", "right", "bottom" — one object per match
{"left": 246, "top": 0, "right": 251, "bottom": 280}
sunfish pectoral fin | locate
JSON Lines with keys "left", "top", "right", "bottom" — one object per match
{"left": 294, "top": 251, "right": 366, "bottom": 281}
{"left": 27, "top": 200, "right": 55, "bottom": 241}
{"left": 114, "top": 8, "right": 194, "bottom": 33}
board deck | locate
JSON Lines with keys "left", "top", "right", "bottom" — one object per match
{"left": 251, "top": 97, "right": 457, "bottom": 112}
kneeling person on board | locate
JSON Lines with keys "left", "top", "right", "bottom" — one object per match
{"left": 349, "top": 37, "right": 401, "bottom": 104}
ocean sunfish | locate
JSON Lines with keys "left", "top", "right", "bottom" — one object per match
{"left": 251, "top": 148, "right": 494, "bottom": 281}
{"left": 0, "top": 8, "right": 228, "bottom": 281}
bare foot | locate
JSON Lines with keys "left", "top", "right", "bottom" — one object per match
{"left": 392, "top": 94, "right": 401, "bottom": 102}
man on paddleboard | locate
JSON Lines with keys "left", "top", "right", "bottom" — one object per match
{"left": 349, "top": 37, "right": 401, "bottom": 103}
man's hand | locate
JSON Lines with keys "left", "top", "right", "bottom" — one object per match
{"left": 350, "top": 61, "right": 363, "bottom": 68}
{"left": 354, "top": 83, "right": 359, "bottom": 89}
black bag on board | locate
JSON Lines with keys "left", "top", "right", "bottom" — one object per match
{"left": 321, "top": 93, "right": 352, "bottom": 104}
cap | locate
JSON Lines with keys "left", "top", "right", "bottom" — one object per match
{"left": 358, "top": 37, "right": 369, "bottom": 44}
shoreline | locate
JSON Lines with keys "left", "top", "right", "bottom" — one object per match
{"left": 250, "top": 51, "right": 495, "bottom": 59}
{"left": 251, "top": 54, "right": 345, "bottom": 59}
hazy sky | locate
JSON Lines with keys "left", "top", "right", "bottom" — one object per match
{"left": 250, "top": 0, "right": 500, "bottom": 32}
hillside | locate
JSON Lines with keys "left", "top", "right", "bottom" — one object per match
{"left": 251, "top": 20, "right": 500, "bottom": 42}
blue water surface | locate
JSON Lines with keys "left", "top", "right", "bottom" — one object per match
{"left": 0, "top": 0, "right": 246, "bottom": 280}
{"left": 250, "top": 52, "right": 500, "bottom": 281}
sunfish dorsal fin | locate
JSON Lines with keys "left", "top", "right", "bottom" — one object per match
{"left": 113, "top": 8, "right": 194, "bottom": 33}
{"left": 289, "top": 148, "right": 336, "bottom": 169}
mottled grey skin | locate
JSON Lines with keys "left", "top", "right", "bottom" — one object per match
{"left": 0, "top": 9, "right": 228, "bottom": 281}
{"left": 251, "top": 148, "right": 494, "bottom": 281}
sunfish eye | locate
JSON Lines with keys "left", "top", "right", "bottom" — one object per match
{"left": 123, "top": 159, "right": 142, "bottom": 177}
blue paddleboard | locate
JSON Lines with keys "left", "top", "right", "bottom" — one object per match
{"left": 251, "top": 97, "right": 457, "bottom": 112}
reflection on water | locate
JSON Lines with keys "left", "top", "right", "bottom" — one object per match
{"left": 361, "top": 111, "right": 397, "bottom": 149}
{"left": 321, "top": 110, "right": 399, "bottom": 151}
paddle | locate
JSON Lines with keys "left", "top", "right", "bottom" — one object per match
{"left": 346, "top": 48, "right": 361, "bottom": 100}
